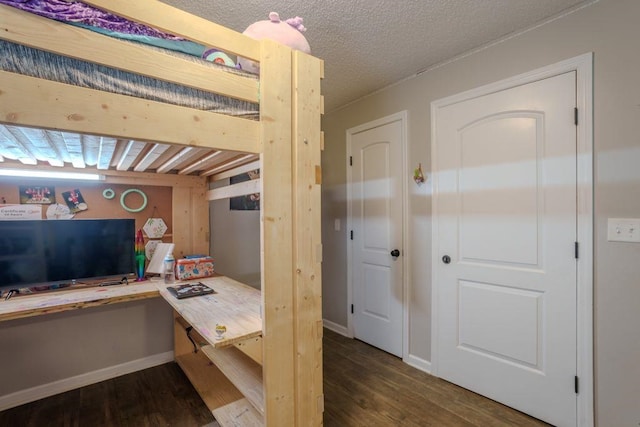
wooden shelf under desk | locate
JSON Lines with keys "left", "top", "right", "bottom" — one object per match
{"left": 167, "top": 276, "right": 265, "bottom": 424}
{"left": 175, "top": 351, "right": 244, "bottom": 412}
{"left": 201, "top": 345, "right": 264, "bottom": 416}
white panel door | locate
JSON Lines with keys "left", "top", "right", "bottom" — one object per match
{"left": 434, "top": 72, "right": 577, "bottom": 426}
{"left": 350, "top": 120, "right": 403, "bottom": 357}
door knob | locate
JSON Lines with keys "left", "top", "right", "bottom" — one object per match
{"left": 442, "top": 255, "right": 451, "bottom": 264}
{"left": 390, "top": 249, "right": 400, "bottom": 257}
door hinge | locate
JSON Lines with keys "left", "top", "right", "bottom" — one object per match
{"left": 574, "top": 375, "right": 579, "bottom": 394}
{"left": 350, "top": 230, "right": 354, "bottom": 240}
{"left": 349, "top": 156, "right": 353, "bottom": 166}
{"left": 575, "top": 241, "right": 579, "bottom": 259}
{"left": 351, "top": 304, "right": 354, "bottom": 314}
{"left": 574, "top": 107, "right": 579, "bottom": 126}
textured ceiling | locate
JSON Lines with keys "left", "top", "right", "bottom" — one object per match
{"left": 162, "top": 0, "right": 595, "bottom": 112}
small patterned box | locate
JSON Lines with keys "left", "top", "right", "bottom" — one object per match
{"left": 175, "top": 256, "right": 215, "bottom": 281}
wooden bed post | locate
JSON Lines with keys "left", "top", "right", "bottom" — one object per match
{"left": 292, "top": 51, "right": 325, "bottom": 426}
{"left": 259, "top": 39, "right": 296, "bottom": 425}
{"left": 260, "top": 41, "right": 324, "bottom": 426}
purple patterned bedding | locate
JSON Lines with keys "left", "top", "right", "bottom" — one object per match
{"left": 0, "top": 0, "right": 181, "bottom": 39}
{"left": 0, "top": 0, "right": 259, "bottom": 117}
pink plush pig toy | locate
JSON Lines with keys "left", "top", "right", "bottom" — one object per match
{"left": 238, "top": 12, "right": 311, "bottom": 73}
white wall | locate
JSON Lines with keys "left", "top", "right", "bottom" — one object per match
{"left": 0, "top": 298, "right": 173, "bottom": 405}
{"left": 322, "top": 0, "right": 640, "bottom": 425}
{"left": 209, "top": 180, "right": 261, "bottom": 289}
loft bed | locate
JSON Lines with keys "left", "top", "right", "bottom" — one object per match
{"left": 0, "top": 1, "right": 324, "bottom": 426}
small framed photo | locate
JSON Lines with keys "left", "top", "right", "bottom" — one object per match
{"left": 19, "top": 185, "right": 56, "bottom": 205}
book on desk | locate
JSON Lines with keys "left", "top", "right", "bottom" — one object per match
{"left": 167, "top": 282, "right": 215, "bottom": 299}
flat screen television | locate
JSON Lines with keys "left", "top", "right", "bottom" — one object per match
{"left": 0, "top": 219, "right": 136, "bottom": 292}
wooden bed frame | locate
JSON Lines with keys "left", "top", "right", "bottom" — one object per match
{"left": 0, "top": 1, "right": 324, "bottom": 425}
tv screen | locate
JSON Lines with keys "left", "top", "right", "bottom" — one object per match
{"left": 0, "top": 219, "right": 135, "bottom": 292}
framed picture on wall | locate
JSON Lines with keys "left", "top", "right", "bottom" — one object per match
{"left": 19, "top": 185, "right": 56, "bottom": 205}
{"left": 229, "top": 169, "right": 260, "bottom": 211}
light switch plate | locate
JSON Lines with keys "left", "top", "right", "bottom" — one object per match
{"left": 607, "top": 218, "right": 640, "bottom": 242}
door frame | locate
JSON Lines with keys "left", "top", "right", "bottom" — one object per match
{"left": 430, "top": 53, "right": 593, "bottom": 426}
{"left": 346, "top": 111, "right": 409, "bottom": 358}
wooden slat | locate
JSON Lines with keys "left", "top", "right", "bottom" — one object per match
{"left": 201, "top": 346, "right": 264, "bottom": 415}
{"left": 82, "top": 0, "right": 260, "bottom": 62}
{"left": 211, "top": 160, "right": 261, "bottom": 182}
{"left": 178, "top": 151, "right": 235, "bottom": 176}
{"left": 116, "top": 140, "right": 146, "bottom": 171}
{"left": 259, "top": 39, "right": 295, "bottom": 426}
{"left": 206, "top": 178, "right": 261, "bottom": 201}
{"left": 0, "top": 126, "right": 37, "bottom": 165}
{"left": 61, "top": 132, "right": 85, "bottom": 168}
{"left": 212, "top": 398, "right": 263, "bottom": 427}
{"left": 159, "top": 277, "right": 262, "bottom": 348}
{"left": 0, "top": 71, "right": 260, "bottom": 154}
{"left": 97, "top": 137, "right": 118, "bottom": 170}
{"left": 292, "top": 51, "right": 324, "bottom": 426}
{"left": 200, "top": 154, "right": 259, "bottom": 177}
{"left": 175, "top": 351, "right": 244, "bottom": 412}
{"left": 81, "top": 133, "right": 100, "bottom": 166}
{"left": 0, "top": 4, "right": 259, "bottom": 103}
{"left": 133, "top": 143, "right": 171, "bottom": 172}
{"left": 0, "top": 283, "right": 160, "bottom": 322}
{"left": 156, "top": 147, "right": 206, "bottom": 174}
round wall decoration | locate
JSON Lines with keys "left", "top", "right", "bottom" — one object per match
{"left": 102, "top": 188, "right": 115, "bottom": 199}
{"left": 120, "top": 188, "right": 148, "bottom": 213}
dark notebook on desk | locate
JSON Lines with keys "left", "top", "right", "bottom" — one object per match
{"left": 167, "top": 282, "right": 215, "bottom": 299}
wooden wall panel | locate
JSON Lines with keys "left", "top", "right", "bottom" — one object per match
{"left": 0, "top": 180, "right": 171, "bottom": 234}
{"left": 0, "top": 173, "right": 209, "bottom": 261}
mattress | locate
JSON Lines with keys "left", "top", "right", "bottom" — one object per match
{"left": 0, "top": 39, "right": 259, "bottom": 119}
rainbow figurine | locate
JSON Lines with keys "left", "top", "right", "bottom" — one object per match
{"left": 135, "top": 229, "right": 146, "bottom": 281}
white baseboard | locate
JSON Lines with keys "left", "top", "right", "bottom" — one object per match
{"left": 323, "top": 319, "right": 350, "bottom": 337}
{"left": 0, "top": 351, "right": 174, "bottom": 411}
{"left": 403, "top": 353, "right": 431, "bottom": 374}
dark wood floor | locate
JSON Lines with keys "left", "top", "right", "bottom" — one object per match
{"left": 1, "top": 329, "right": 549, "bottom": 426}
{"left": 323, "top": 329, "right": 548, "bottom": 427}
{"left": 0, "top": 363, "right": 215, "bottom": 427}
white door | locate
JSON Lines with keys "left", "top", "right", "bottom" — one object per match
{"left": 433, "top": 72, "right": 577, "bottom": 426}
{"left": 349, "top": 118, "right": 404, "bottom": 357}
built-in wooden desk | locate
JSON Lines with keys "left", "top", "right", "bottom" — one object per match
{"left": 0, "top": 282, "right": 160, "bottom": 322}
{"left": 159, "top": 276, "right": 261, "bottom": 348}
{"left": 0, "top": 276, "right": 265, "bottom": 426}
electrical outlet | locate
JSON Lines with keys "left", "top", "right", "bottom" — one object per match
{"left": 607, "top": 218, "right": 640, "bottom": 242}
